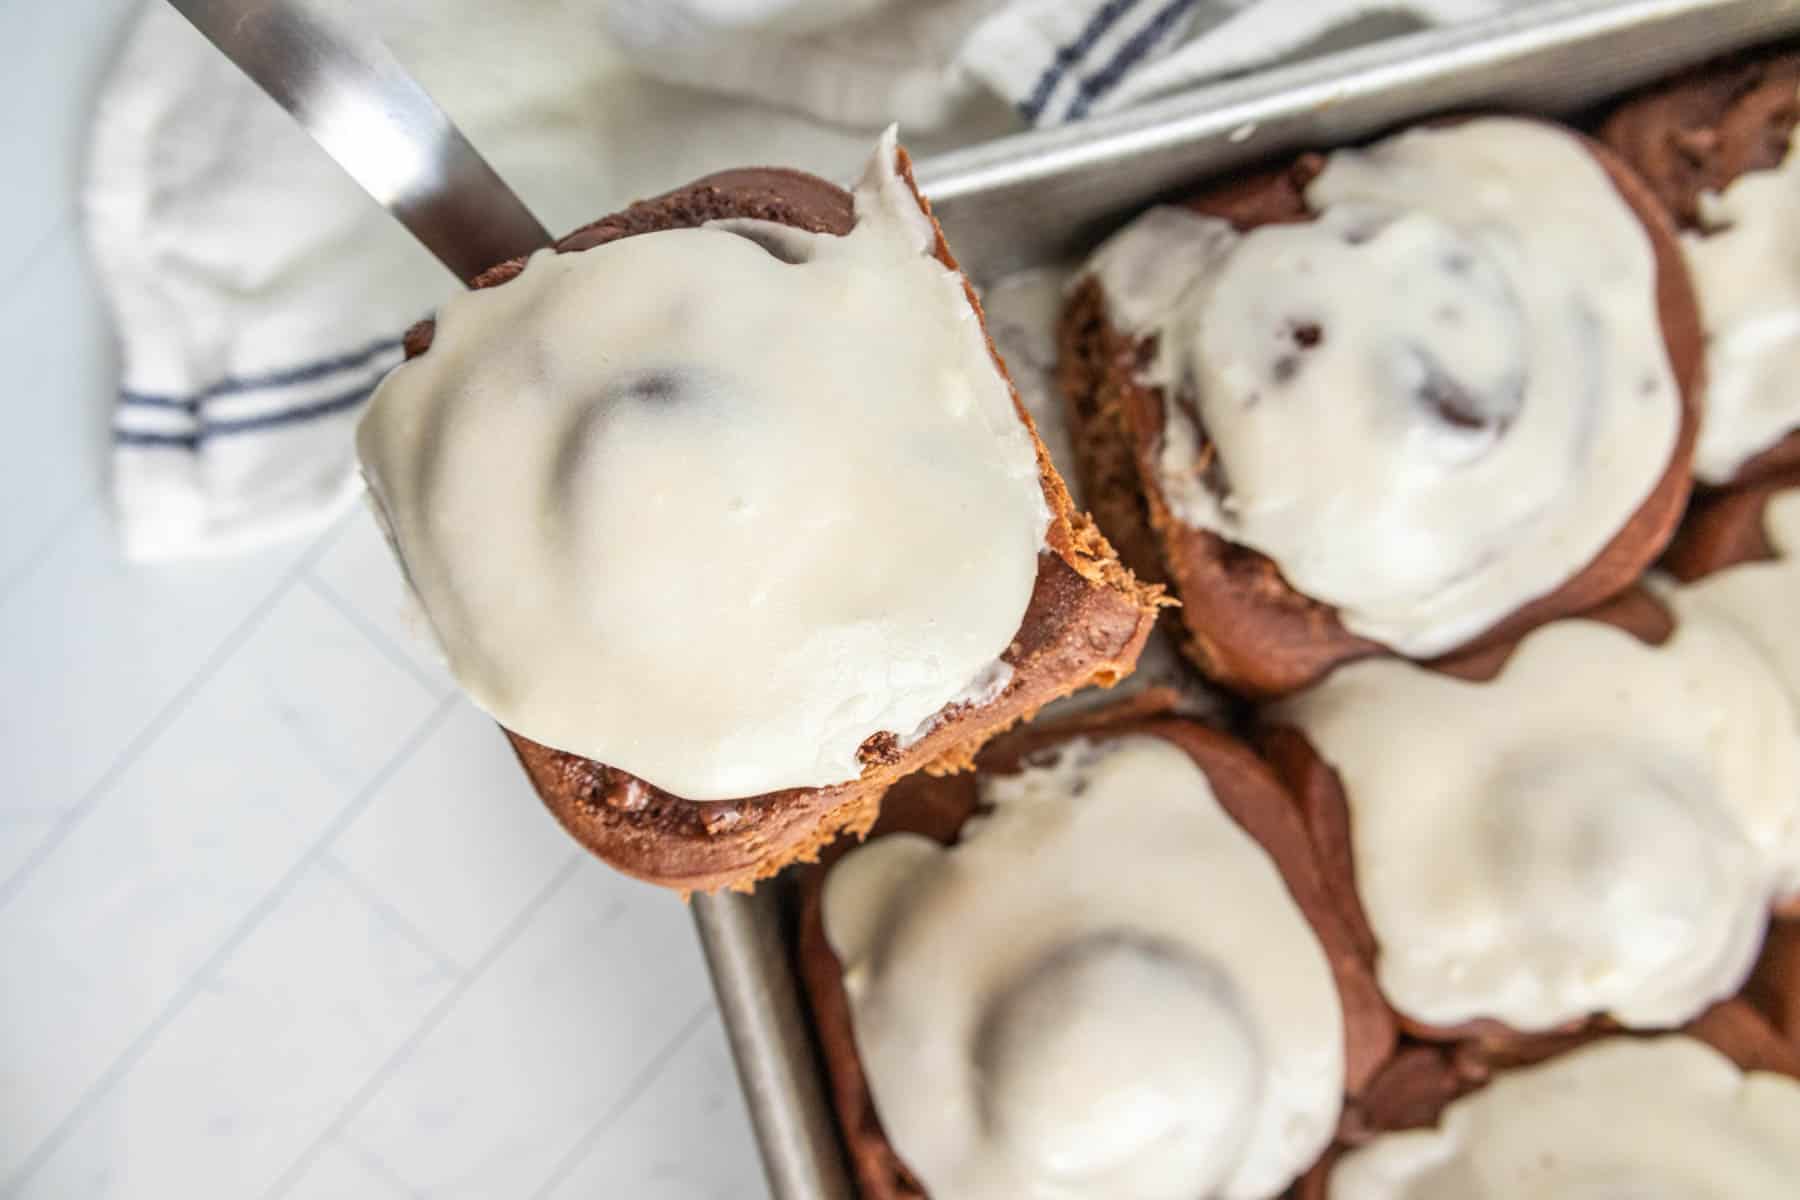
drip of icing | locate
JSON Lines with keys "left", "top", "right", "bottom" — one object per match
{"left": 1683, "top": 86, "right": 1800, "bottom": 482}
{"left": 1273, "top": 615, "right": 1800, "bottom": 1031}
{"left": 895, "top": 660, "right": 1014, "bottom": 751}
{"left": 357, "top": 130, "right": 1048, "bottom": 800}
{"left": 823, "top": 735, "right": 1344, "bottom": 1200}
{"left": 1085, "top": 118, "right": 1677, "bottom": 656}
{"left": 980, "top": 266, "right": 1081, "bottom": 505}
{"left": 1329, "top": 1037, "right": 1800, "bottom": 1199}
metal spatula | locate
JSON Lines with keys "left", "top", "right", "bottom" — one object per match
{"left": 165, "top": 0, "right": 553, "bottom": 285}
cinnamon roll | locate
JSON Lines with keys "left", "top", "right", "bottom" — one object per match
{"left": 798, "top": 713, "right": 1393, "bottom": 1200}
{"left": 1602, "top": 48, "right": 1800, "bottom": 487}
{"left": 1263, "top": 594, "right": 1800, "bottom": 1040}
{"left": 1060, "top": 116, "right": 1701, "bottom": 696}
{"left": 355, "top": 133, "right": 1162, "bottom": 892}
{"left": 1311, "top": 1033, "right": 1800, "bottom": 1199}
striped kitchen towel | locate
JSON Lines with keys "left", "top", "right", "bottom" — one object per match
{"left": 606, "top": 0, "right": 1512, "bottom": 129}
{"left": 91, "top": 0, "right": 1505, "bottom": 560}
{"left": 88, "top": 0, "right": 867, "bottom": 560}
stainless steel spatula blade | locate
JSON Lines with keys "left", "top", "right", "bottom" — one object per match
{"left": 165, "top": 0, "right": 553, "bottom": 285}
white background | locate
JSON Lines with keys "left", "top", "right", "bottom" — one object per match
{"left": 0, "top": 0, "right": 770, "bottom": 1195}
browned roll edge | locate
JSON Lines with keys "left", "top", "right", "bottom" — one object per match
{"left": 396, "top": 152, "right": 1166, "bottom": 893}
{"left": 1598, "top": 46, "right": 1800, "bottom": 489}
{"left": 1058, "top": 119, "right": 1704, "bottom": 698}
{"left": 1663, "top": 471, "right": 1800, "bottom": 582}
{"left": 1596, "top": 45, "right": 1800, "bottom": 232}
{"left": 794, "top": 709, "right": 1399, "bottom": 1200}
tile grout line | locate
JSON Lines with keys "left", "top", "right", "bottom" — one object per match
{"left": 0, "top": 520, "right": 346, "bottom": 911}
{"left": 0, "top": 495, "right": 93, "bottom": 612}
{"left": 527, "top": 1001, "right": 715, "bottom": 1200}
{"left": 0, "top": 213, "right": 72, "bottom": 314}
{"left": 1, "top": 691, "right": 461, "bottom": 1197}
{"left": 314, "top": 851, "right": 468, "bottom": 980}
{"left": 264, "top": 850, "right": 588, "bottom": 1200}
{"left": 333, "top": 1134, "right": 427, "bottom": 1200}
{"left": 301, "top": 572, "right": 451, "bottom": 700}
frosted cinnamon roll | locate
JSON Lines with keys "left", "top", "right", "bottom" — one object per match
{"left": 1317, "top": 1035, "right": 1800, "bottom": 1199}
{"left": 1602, "top": 48, "right": 1800, "bottom": 486}
{"left": 1264, "top": 595, "right": 1800, "bottom": 1039}
{"left": 798, "top": 714, "right": 1394, "bottom": 1200}
{"left": 1060, "top": 116, "right": 1701, "bottom": 696}
{"left": 356, "top": 133, "right": 1161, "bottom": 891}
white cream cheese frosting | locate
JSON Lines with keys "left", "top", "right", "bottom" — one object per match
{"left": 1660, "top": 487, "right": 1800, "bottom": 896}
{"left": 981, "top": 266, "right": 1080, "bottom": 504}
{"left": 1085, "top": 117, "right": 1679, "bottom": 656}
{"left": 1274, "top": 614, "right": 1800, "bottom": 1033}
{"left": 823, "top": 734, "right": 1345, "bottom": 1200}
{"left": 1329, "top": 1036, "right": 1800, "bottom": 1199}
{"left": 1683, "top": 85, "right": 1800, "bottom": 483}
{"left": 357, "top": 131, "right": 1049, "bottom": 800}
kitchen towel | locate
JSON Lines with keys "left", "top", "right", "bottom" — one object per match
{"left": 606, "top": 0, "right": 1509, "bottom": 129}
{"left": 91, "top": 0, "right": 1508, "bottom": 560}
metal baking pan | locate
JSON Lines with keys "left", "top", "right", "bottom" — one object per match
{"left": 692, "top": 2, "right": 1800, "bottom": 1196}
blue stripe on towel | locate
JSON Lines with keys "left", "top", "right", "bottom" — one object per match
{"left": 115, "top": 378, "right": 379, "bottom": 449}
{"left": 1065, "top": 0, "right": 1204, "bottom": 120}
{"left": 118, "top": 337, "right": 403, "bottom": 410}
{"left": 1017, "top": 0, "right": 1145, "bottom": 123}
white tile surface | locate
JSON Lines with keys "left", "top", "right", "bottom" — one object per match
{"left": 0, "top": 505, "right": 311, "bottom": 857}
{"left": 0, "top": 2, "right": 783, "bottom": 1196}
{"left": 329, "top": 700, "right": 578, "bottom": 970}
{"left": 0, "top": 0, "right": 143, "bottom": 276}
{"left": 0, "top": 808, "right": 63, "bottom": 901}
{"left": 546, "top": 1011, "right": 773, "bottom": 1200}
{"left": 16, "top": 865, "right": 458, "bottom": 1199}
{"left": 283, "top": 1142, "right": 414, "bottom": 1200}
{"left": 0, "top": 224, "right": 114, "bottom": 587}
{"left": 0, "top": 582, "right": 440, "bottom": 1180}
{"left": 307, "top": 505, "right": 455, "bottom": 694}
{"left": 336, "top": 863, "right": 713, "bottom": 1198}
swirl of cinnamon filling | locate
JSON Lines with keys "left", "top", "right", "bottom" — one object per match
{"left": 822, "top": 735, "right": 1345, "bottom": 1200}
{"left": 1086, "top": 118, "right": 1680, "bottom": 657}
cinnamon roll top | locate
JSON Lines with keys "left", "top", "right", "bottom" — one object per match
{"left": 1066, "top": 116, "right": 1701, "bottom": 695}
{"left": 1323, "top": 1035, "right": 1800, "bottom": 1199}
{"left": 809, "top": 720, "right": 1386, "bottom": 1200}
{"left": 1267, "top": 597, "right": 1800, "bottom": 1037}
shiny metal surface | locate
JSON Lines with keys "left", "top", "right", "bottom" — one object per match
{"left": 165, "top": 0, "right": 551, "bottom": 284}
{"left": 694, "top": 893, "right": 854, "bottom": 1200}
{"left": 695, "top": 2, "right": 1800, "bottom": 1197}
{"left": 918, "top": 0, "right": 1800, "bottom": 279}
